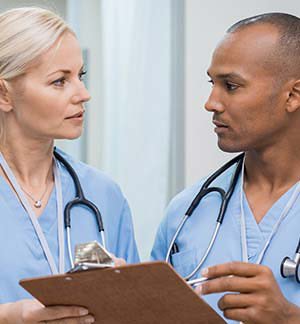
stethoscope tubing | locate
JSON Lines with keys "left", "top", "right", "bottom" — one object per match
{"left": 166, "top": 153, "right": 244, "bottom": 281}
{"left": 165, "top": 214, "right": 188, "bottom": 264}
{"left": 0, "top": 149, "right": 106, "bottom": 273}
{"left": 186, "top": 222, "right": 221, "bottom": 280}
{"left": 54, "top": 149, "right": 106, "bottom": 268}
{"left": 168, "top": 152, "right": 300, "bottom": 283}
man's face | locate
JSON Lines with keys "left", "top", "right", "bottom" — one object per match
{"left": 205, "top": 24, "right": 290, "bottom": 153}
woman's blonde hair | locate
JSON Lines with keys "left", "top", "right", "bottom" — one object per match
{"left": 0, "top": 7, "right": 74, "bottom": 142}
{"left": 0, "top": 7, "right": 73, "bottom": 80}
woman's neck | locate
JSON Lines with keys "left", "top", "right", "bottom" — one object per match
{"left": 0, "top": 139, "right": 54, "bottom": 186}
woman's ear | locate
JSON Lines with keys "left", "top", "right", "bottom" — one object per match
{"left": 0, "top": 80, "right": 13, "bottom": 112}
{"left": 286, "top": 79, "right": 300, "bottom": 113}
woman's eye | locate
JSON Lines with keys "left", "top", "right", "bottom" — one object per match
{"left": 208, "top": 79, "right": 214, "bottom": 86}
{"left": 79, "top": 70, "right": 87, "bottom": 81}
{"left": 52, "top": 77, "right": 66, "bottom": 87}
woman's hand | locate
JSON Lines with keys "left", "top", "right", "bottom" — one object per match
{"left": 1, "top": 256, "right": 126, "bottom": 323}
{"left": 1, "top": 299, "right": 94, "bottom": 324}
{"left": 111, "top": 255, "right": 126, "bottom": 267}
{"left": 195, "top": 262, "right": 300, "bottom": 324}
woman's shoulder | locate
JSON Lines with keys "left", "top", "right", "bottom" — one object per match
{"left": 54, "top": 148, "right": 123, "bottom": 197}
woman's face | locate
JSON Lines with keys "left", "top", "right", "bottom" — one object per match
{"left": 6, "top": 32, "right": 90, "bottom": 142}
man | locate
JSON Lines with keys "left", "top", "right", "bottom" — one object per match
{"left": 151, "top": 13, "right": 300, "bottom": 323}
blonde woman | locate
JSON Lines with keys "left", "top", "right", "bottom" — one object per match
{"left": 0, "top": 7, "right": 139, "bottom": 323}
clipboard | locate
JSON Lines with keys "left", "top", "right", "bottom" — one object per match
{"left": 20, "top": 261, "right": 225, "bottom": 324}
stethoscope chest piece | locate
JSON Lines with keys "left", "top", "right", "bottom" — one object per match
{"left": 280, "top": 254, "right": 300, "bottom": 283}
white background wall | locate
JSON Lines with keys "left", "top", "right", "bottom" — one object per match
{"left": 0, "top": 0, "right": 65, "bottom": 16}
{"left": 184, "top": 0, "right": 300, "bottom": 186}
{"left": 1, "top": 0, "right": 300, "bottom": 261}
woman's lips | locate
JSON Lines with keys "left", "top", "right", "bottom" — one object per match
{"left": 66, "top": 111, "right": 84, "bottom": 119}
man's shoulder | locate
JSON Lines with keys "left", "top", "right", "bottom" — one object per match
{"left": 167, "top": 162, "right": 237, "bottom": 214}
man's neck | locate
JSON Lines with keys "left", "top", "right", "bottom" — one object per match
{"left": 242, "top": 147, "right": 300, "bottom": 223}
{"left": 244, "top": 147, "right": 300, "bottom": 192}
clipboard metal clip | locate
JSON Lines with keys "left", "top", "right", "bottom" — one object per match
{"left": 68, "top": 262, "right": 114, "bottom": 273}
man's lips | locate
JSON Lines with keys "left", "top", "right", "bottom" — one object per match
{"left": 213, "top": 120, "right": 228, "bottom": 128}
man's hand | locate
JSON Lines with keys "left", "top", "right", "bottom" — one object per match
{"left": 195, "top": 262, "right": 300, "bottom": 324}
{"left": 1, "top": 299, "right": 94, "bottom": 324}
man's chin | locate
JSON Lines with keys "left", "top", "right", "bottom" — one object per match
{"left": 217, "top": 140, "right": 243, "bottom": 153}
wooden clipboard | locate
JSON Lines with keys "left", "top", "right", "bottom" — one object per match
{"left": 19, "top": 261, "right": 225, "bottom": 324}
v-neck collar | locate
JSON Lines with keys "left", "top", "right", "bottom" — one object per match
{"left": 241, "top": 179, "right": 300, "bottom": 261}
{"left": 243, "top": 182, "right": 299, "bottom": 237}
{"left": 0, "top": 174, "right": 57, "bottom": 233}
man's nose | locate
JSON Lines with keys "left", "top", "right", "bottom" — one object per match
{"left": 204, "top": 88, "right": 225, "bottom": 113}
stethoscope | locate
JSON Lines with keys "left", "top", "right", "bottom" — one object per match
{"left": 165, "top": 153, "right": 300, "bottom": 283}
{"left": 53, "top": 149, "right": 106, "bottom": 269}
{"left": 0, "top": 149, "right": 106, "bottom": 273}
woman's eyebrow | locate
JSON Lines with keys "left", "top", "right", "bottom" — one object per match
{"left": 47, "top": 69, "right": 71, "bottom": 77}
{"left": 47, "top": 66, "right": 84, "bottom": 77}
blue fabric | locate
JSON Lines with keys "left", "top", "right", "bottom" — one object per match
{"left": 151, "top": 164, "right": 300, "bottom": 323}
{"left": 0, "top": 148, "right": 139, "bottom": 303}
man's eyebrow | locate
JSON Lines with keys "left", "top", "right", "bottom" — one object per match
{"left": 47, "top": 66, "right": 84, "bottom": 77}
{"left": 207, "top": 71, "right": 245, "bottom": 80}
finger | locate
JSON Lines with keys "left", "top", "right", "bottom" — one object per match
{"left": 202, "top": 262, "right": 269, "bottom": 279}
{"left": 113, "top": 257, "right": 126, "bottom": 267}
{"left": 222, "top": 307, "right": 252, "bottom": 322}
{"left": 197, "top": 276, "right": 257, "bottom": 295}
{"left": 34, "top": 306, "right": 89, "bottom": 322}
{"left": 46, "top": 314, "right": 95, "bottom": 323}
{"left": 218, "top": 293, "right": 254, "bottom": 310}
{"left": 110, "top": 253, "right": 126, "bottom": 267}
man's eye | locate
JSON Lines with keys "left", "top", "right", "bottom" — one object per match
{"left": 208, "top": 79, "right": 214, "bottom": 86}
{"left": 79, "top": 70, "right": 87, "bottom": 81}
{"left": 225, "top": 82, "right": 239, "bottom": 91}
{"left": 52, "top": 77, "right": 66, "bottom": 87}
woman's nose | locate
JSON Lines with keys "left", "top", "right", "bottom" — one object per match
{"left": 71, "top": 82, "right": 91, "bottom": 104}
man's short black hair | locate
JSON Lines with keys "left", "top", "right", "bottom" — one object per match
{"left": 227, "top": 13, "right": 300, "bottom": 79}
{"left": 227, "top": 12, "right": 300, "bottom": 34}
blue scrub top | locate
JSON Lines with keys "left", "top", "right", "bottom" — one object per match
{"left": 151, "top": 164, "right": 300, "bottom": 323}
{"left": 0, "top": 148, "right": 139, "bottom": 303}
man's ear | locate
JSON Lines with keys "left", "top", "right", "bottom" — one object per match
{"left": 0, "top": 80, "right": 13, "bottom": 112}
{"left": 286, "top": 79, "right": 300, "bottom": 113}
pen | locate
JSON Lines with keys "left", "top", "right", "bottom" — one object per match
{"left": 186, "top": 277, "right": 211, "bottom": 286}
{"left": 187, "top": 274, "right": 234, "bottom": 286}
{"left": 170, "top": 243, "right": 179, "bottom": 254}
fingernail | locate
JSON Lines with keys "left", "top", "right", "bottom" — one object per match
{"left": 79, "top": 308, "right": 89, "bottom": 316}
{"left": 201, "top": 267, "right": 209, "bottom": 277}
{"left": 196, "top": 284, "right": 202, "bottom": 295}
{"left": 85, "top": 317, "right": 95, "bottom": 323}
